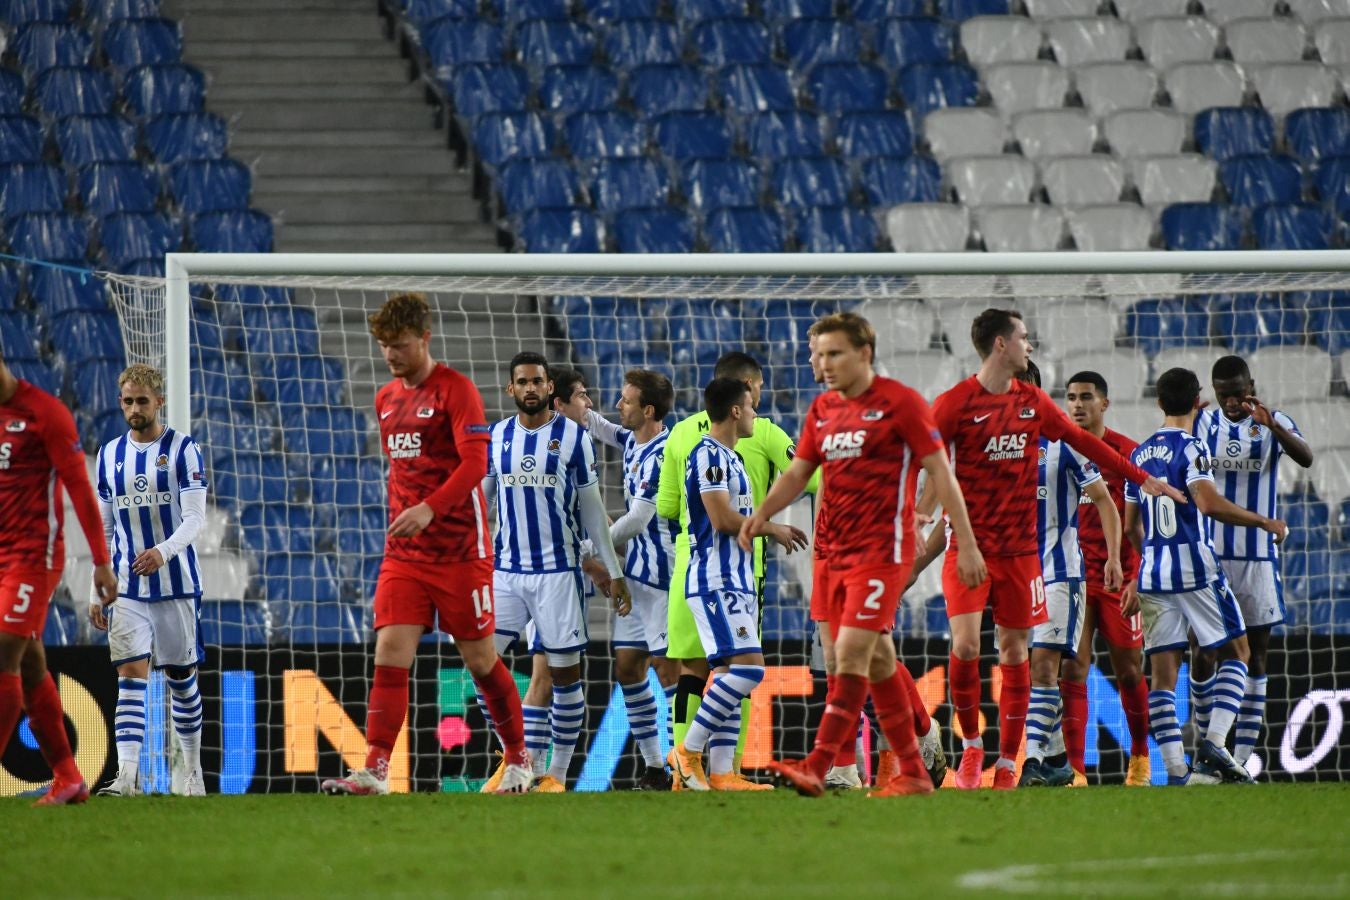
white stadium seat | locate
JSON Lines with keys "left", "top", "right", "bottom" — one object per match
{"left": 1103, "top": 108, "right": 1187, "bottom": 157}
{"left": 1313, "top": 19, "right": 1350, "bottom": 64}
{"left": 855, "top": 298, "right": 938, "bottom": 354}
{"left": 947, "top": 155, "right": 1038, "bottom": 206}
{"left": 1163, "top": 61, "right": 1247, "bottom": 114}
{"left": 1058, "top": 350, "right": 1150, "bottom": 402}
{"left": 1151, "top": 346, "right": 1227, "bottom": 404}
{"left": 1106, "top": 400, "right": 1165, "bottom": 441}
{"left": 1073, "top": 61, "right": 1159, "bottom": 117}
{"left": 985, "top": 61, "right": 1072, "bottom": 117}
{"left": 1011, "top": 108, "right": 1097, "bottom": 160}
{"left": 960, "top": 16, "right": 1043, "bottom": 67}
{"left": 1287, "top": 0, "right": 1350, "bottom": 26}
{"left": 976, "top": 204, "right": 1067, "bottom": 251}
{"left": 1281, "top": 399, "right": 1350, "bottom": 451}
{"left": 1040, "top": 154, "right": 1126, "bottom": 205}
{"left": 1114, "top": 0, "right": 1189, "bottom": 23}
{"left": 933, "top": 298, "right": 1012, "bottom": 356}
{"left": 1023, "top": 0, "right": 1098, "bottom": 18}
{"left": 1249, "top": 62, "right": 1340, "bottom": 117}
{"left": 1032, "top": 297, "right": 1119, "bottom": 357}
{"left": 1065, "top": 203, "right": 1155, "bottom": 251}
{"left": 1312, "top": 447, "right": 1350, "bottom": 510}
{"left": 1247, "top": 345, "right": 1334, "bottom": 403}
{"left": 1137, "top": 17, "right": 1221, "bottom": 69}
{"left": 923, "top": 107, "right": 1006, "bottom": 160}
{"left": 1200, "top": 0, "right": 1281, "bottom": 27}
{"left": 197, "top": 553, "right": 253, "bottom": 602}
{"left": 1225, "top": 17, "right": 1310, "bottom": 66}
{"left": 884, "top": 202, "right": 970, "bottom": 252}
{"left": 1044, "top": 17, "right": 1132, "bottom": 67}
{"left": 878, "top": 350, "right": 969, "bottom": 402}
{"left": 1129, "top": 154, "right": 1218, "bottom": 207}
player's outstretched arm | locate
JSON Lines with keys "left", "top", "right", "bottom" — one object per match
{"left": 1190, "top": 480, "right": 1288, "bottom": 544}
{"left": 738, "top": 456, "right": 816, "bottom": 551}
{"left": 918, "top": 450, "right": 985, "bottom": 588}
{"left": 1084, "top": 478, "right": 1123, "bottom": 591}
{"left": 609, "top": 498, "right": 656, "bottom": 548}
{"left": 584, "top": 409, "right": 628, "bottom": 451}
{"left": 1041, "top": 392, "right": 1188, "bottom": 505}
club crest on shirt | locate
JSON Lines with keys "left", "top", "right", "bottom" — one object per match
{"left": 736, "top": 626, "right": 749, "bottom": 639}
{"left": 1037, "top": 446, "right": 1047, "bottom": 464}
{"left": 547, "top": 439, "right": 562, "bottom": 454}
{"left": 416, "top": 407, "right": 435, "bottom": 418}
{"left": 1249, "top": 424, "right": 1261, "bottom": 438}
{"left": 1018, "top": 407, "right": 1036, "bottom": 419}
{"left": 155, "top": 453, "right": 169, "bottom": 471}
{"left": 861, "top": 409, "right": 883, "bottom": 421}
{"left": 4, "top": 419, "right": 25, "bottom": 432}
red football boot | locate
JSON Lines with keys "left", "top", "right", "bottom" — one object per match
{"left": 767, "top": 759, "right": 825, "bottom": 798}
{"left": 954, "top": 746, "right": 984, "bottom": 790}
{"left": 34, "top": 777, "right": 89, "bottom": 807}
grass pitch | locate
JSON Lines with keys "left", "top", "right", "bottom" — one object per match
{"left": 4, "top": 784, "right": 1349, "bottom": 899}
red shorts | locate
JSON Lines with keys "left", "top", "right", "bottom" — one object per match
{"left": 1085, "top": 582, "right": 1143, "bottom": 649}
{"left": 823, "top": 561, "right": 911, "bottom": 634}
{"left": 943, "top": 551, "right": 1047, "bottom": 630}
{"left": 809, "top": 555, "right": 831, "bottom": 623}
{"left": 0, "top": 565, "right": 62, "bottom": 640}
{"left": 373, "top": 556, "right": 495, "bottom": 640}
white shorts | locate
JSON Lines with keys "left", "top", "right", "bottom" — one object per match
{"left": 493, "top": 569, "right": 587, "bottom": 654}
{"left": 1031, "top": 578, "right": 1085, "bottom": 657}
{"left": 1219, "top": 558, "right": 1284, "bottom": 628}
{"left": 108, "top": 596, "right": 201, "bottom": 670}
{"left": 613, "top": 579, "right": 669, "bottom": 656}
{"left": 687, "top": 589, "right": 760, "bottom": 662}
{"left": 1141, "top": 580, "right": 1246, "bottom": 655}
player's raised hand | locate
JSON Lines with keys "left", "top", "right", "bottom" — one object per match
{"left": 131, "top": 547, "right": 165, "bottom": 576}
{"left": 1242, "top": 395, "right": 1274, "bottom": 428}
{"left": 388, "top": 501, "right": 435, "bottom": 537}
{"left": 738, "top": 513, "right": 768, "bottom": 551}
{"left": 1264, "top": 517, "right": 1289, "bottom": 545}
{"left": 1104, "top": 556, "right": 1123, "bottom": 593}
{"left": 1139, "top": 476, "right": 1187, "bottom": 504}
{"left": 1120, "top": 581, "right": 1140, "bottom": 618}
{"left": 609, "top": 577, "right": 632, "bottom": 617}
{"left": 769, "top": 523, "right": 809, "bottom": 554}
{"left": 92, "top": 563, "right": 117, "bottom": 607}
{"left": 956, "top": 543, "right": 987, "bottom": 588}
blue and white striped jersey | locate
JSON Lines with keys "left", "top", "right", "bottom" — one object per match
{"left": 95, "top": 429, "right": 206, "bottom": 601}
{"left": 487, "top": 412, "right": 598, "bottom": 574}
{"left": 586, "top": 412, "right": 679, "bottom": 590}
{"left": 1125, "top": 427, "right": 1222, "bottom": 593}
{"left": 1037, "top": 438, "right": 1102, "bottom": 584}
{"left": 685, "top": 436, "right": 754, "bottom": 597}
{"left": 1194, "top": 407, "right": 1301, "bottom": 561}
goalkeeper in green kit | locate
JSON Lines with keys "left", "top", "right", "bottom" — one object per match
{"left": 657, "top": 352, "right": 818, "bottom": 777}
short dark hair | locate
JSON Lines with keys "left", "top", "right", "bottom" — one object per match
{"left": 508, "top": 351, "right": 549, "bottom": 380}
{"left": 713, "top": 351, "right": 761, "bottom": 382}
{"left": 551, "top": 367, "right": 586, "bottom": 405}
{"left": 1211, "top": 355, "right": 1251, "bottom": 383}
{"left": 1017, "top": 359, "right": 1041, "bottom": 388}
{"left": 1156, "top": 367, "right": 1201, "bottom": 416}
{"left": 704, "top": 376, "right": 749, "bottom": 424}
{"left": 624, "top": 369, "right": 674, "bottom": 421}
{"left": 1066, "top": 370, "right": 1109, "bottom": 397}
{"left": 970, "top": 308, "right": 1023, "bottom": 359}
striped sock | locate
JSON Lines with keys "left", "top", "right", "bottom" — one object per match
{"left": 1205, "top": 659, "right": 1248, "bottom": 748}
{"left": 684, "top": 666, "right": 765, "bottom": 755}
{"left": 475, "top": 693, "right": 503, "bottom": 749}
{"left": 1047, "top": 717, "right": 1065, "bottom": 758}
{"left": 1149, "top": 690, "right": 1187, "bottom": 778}
{"left": 1232, "top": 675, "right": 1267, "bottom": 765}
{"left": 1191, "top": 672, "right": 1215, "bottom": 746}
{"left": 166, "top": 670, "right": 204, "bottom": 774}
{"left": 621, "top": 680, "right": 662, "bottom": 768}
{"left": 547, "top": 682, "right": 586, "bottom": 783}
{"left": 709, "top": 701, "right": 741, "bottom": 776}
{"left": 663, "top": 682, "right": 676, "bottom": 756}
{"left": 1025, "top": 685, "right": 1060, "bottom": 762}
{"left": 116, "top": 677, "right": 149, "bottom": 779}
{"left": 522, "top": 705, "right": 550, "bottom": 776}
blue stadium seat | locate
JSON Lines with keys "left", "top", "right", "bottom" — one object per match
{"left": 652, "top": 111, "right": 735, "bottom": 160}
{"left": 9, "top": 212, "right": 89, "bottom": 262}
{"left": 844, "top": 0, "right": 927, "bottom": 21}
{"left": 52, "top": 308, "right": 124, "bottom": 360}
{"left": 744, "top": 110, "right": 826, "bottom": 157}
{"left": 760, "top": 605, "right": 805, "bottom": 640}
{"left": 1282, "top": 491, "right": 1331, "bottom": 548}
{"left": 88, "top": 0, "right": 164, "bottom": 22}
{"left": 716, "top": 63, "right": 795, "bottom": 114}
{"left": 448, "top": 63, "right": 529, "bottom": 117}
{"left": 34, "top": 66, "right": 115, "bottom": 117}
{"left": 691, "top": 17, "right": 773, "bottom": 66}
{"left": 924, "top": 595, "right": 949, "bottom": 636}
{"left": 1193, "top": 107, "right": 1275, "bottom": 162}
{"left": 265, "top": 555, "right": 342, "bottom": 605}
{"left": 563, "top": 111, "right": 645, "bottom": 159}
{"left": 0, "top": 71, "right": 25, "bottom": 115}
{"left": 0, "top": 311, "right": 42, "bottom": 359}
{"left": 259, "top": 356, "right": 347, "bottom": 406}
{"left": 761, "top": 0, "right": 832, "bottom": 21}
{"left": 1209, "top": 292, "right": 1307, "bottom": 355}
{"left": 241, "top": 504, "right": 317, "bottom": 555}
{"left": 335, "top": 508, "right": 387, "bottom": 556}
{"left": 211, "top": 283, "right": 291, "bottom": 307}
{"left": 311, "top": 457, "right": 385, "bottom": 508}
{"left": 212, "top": 453, "right": 290, "bottom": 508}
{"left": 121, "top": 64, "right": 206, "bottom": 117}
{"left": 52, "top": 114, "right": 138, "bottom": 165}
{"left": 190, "top": 209, "right": 273, "bottom": 253}
{"left": 629, "top": 64, "right": 708, "bottom": 117}
{"left": 859, "top": 155, "right": 942, "bottom": 204}
{"left": 1285, "top": 548, "right": 1332, "bottom": 600}
{"left": 516, "top": 19, "right": 597, "bottom": 68}
{"left": 102, "top": 18, "right": 183, "bottom": 69}
{"left": 471, "top": 111, "right": 551, "bottom": 168}
{"left": 0, "top": 163, "right": 66, "bottom": 218}
{"left": 796, "top": 206, "right": 879, "bottom": 251}
{"left": 781, "top": 19, "right": 864, "bottom": 70}
{"left": 497, "top": 157, "right": 579, "bottom": 213}
{"left": 286, "top": 601, "right": 365, "bottom": 643}
{"left": 897, "top": 62, "right": 978, "bottom": 118}
{"left": 805, "top": 62, "right": 889, "bottom": 113}
{"left": 667, "top": 299, "right": 744, "bottom": 361}
{"left": 99, "top": 211, "right": 181, "bottom": 268}
{"left": 878, "top": 17, "right": 955, "bottom": 70}
{"left": 834, "top": 110, "right": 913, "bottom": 159}
{"left": 402, "top": 0, "right": 476, "bottom": 25}
{"left": 196, "top": 363, "right": 252, "bottom": 404}
{"left": 1219, "top": 154, "right": 1303, "bottom": 208}
{"left": 3, "top": 0, "right": 75, "bottom": 23}
{"left": 77, "top": 162, "right": 159, "bottom": 217}
{"left": 537, "top": 64, "right": 618, "bottom": 115}
{"left": 1287, "top": 107, "right": 1350, "bottom": 165}
{"left": 423, "top": 18, "right": 504, "bottom": 70}
{"left": 199, "top": 600, "right": 268, "bottom": 646}
{"left": 498, "top": 0, "right": 570, "bottom": 25}
{"left": 614, "top": 207, "right": 696, "bottom": 252}
{"left": 0, "top": 117, "right": 44, "bottom": 165}
{"left": 12, "top": 23, "right": 93, "bottom": 76}
{"left": 682, "top": 158, "right": 763, "bottom": 212}
{"left": 40, "top": 603, "right": 74, "bottom": 646}
{"left": 1160, "top": 203, "right": 1247, "bottom": 250}
{"left": 1306, "top": 292, "right": 1350, "bottom": 355}
{"left": 704, "top": 206, "right": 787, "bottom": 251}
{"left": 168, "top": 159, "right": 251, "bottom": 214}
{"left": 578, "top": 0, "right": 660, "bottom": 22}
{"left": 1254, "top": 203, "right": 1337, "bottom": 250}
{"left": 515, "top": 207, "right": 604, "bottom": 251}
{"left": 0, "top": 266, "right": 18, "bottom": 310}
{"left": 936, "top": 0, "right": 1008, "bottom": 18}
{"left": 29, "top": 267, "right": 107, "bottom": 316}
{"left": 771, "top": 156, "right": 851, "bottom": 208}
{"left": 68, "top": 360, "right": 127, "bottom": 412}
{"left": 1311, "top": 156, "right": 1350, "bottom": 215}
{"left": 141, "top": 112, "right": 229, "bottom": 163}
{"left": 9, "top": 358, "right": 58, "bottom": 394}
{"left": 240, "top": 306, "right": 319, "bottom": 355}
{"left": 676, "top": 0, "right": 749, "bottom": 20}
{"left": 588, "top": 157, "right": 671, "bottom": 213}
{"left": 602, "top": 19, "right": 682, "bottom": 67}
{"left": 1125, "top": 297, "right": 1211, "bottom": 356}
{"left": 283, "top": 407, "right": 368, "bottom": 457}
{"left": 1337, "top": 497, "right": 1350, "bottom": 544}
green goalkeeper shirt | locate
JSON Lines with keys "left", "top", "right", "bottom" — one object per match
{"left": 656, "top": 411, "right": 818, "bottom": 577}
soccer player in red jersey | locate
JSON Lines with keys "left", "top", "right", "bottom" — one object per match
{"left": 322, "top": 293, "right": 531, "bottom": 795}
{"left": 744, "top": 313, "right": 984, "bottom": 797}
{"left": 0, "top": 346, "right": 117, "bottom": 806}
{"left": 922, "top": 309, "right": 1182, "bottom": 790}
{"left": 1061, "top": 371, "right": 1150, "bottom": 786}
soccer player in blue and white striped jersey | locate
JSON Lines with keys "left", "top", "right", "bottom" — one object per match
{"left": 88, "top": 364, "right": 208, "bottom": 798}
{"left": 1191, "top": 355, "right": 1313, "bottom": 771}
{"left": 586, "top": 369, "right": 681, "bottom": 790}
{"left": 485, "top": 353, "right": 629, "bottom": 791}
{"left": 1124, "top": 368, "right": 1286, "bottom": 785}
{"left": 667, "top": 378, "right": 806, "bottom": 791}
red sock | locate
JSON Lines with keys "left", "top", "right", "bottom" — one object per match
{"left": 1059, "top": 677, "right": 1088, "bottom": 773}
{"left": 1120, "top": 678, "right": 1151, "bottom": 757}
{"left": 475, "top": 659, "right": 526, "bottom": 762}
{"left": 24, "top": 672, "right": 80, "bottom": 782}
{"left": 0, "top": 673, "right": 22, "bottom": 761}
{"left": 365, "top": 665, "right": 409, "bottom": 770}
{"left": 896, "top": 664, "right": 932, "bottom": 736}
{"left": 834, "top": 712, "right": 860, "bottom": 767}
{"left": 871, "top": 669, "right": 925, "bottom": 780}
{"left": 805, "top": 673, "right": 868, "bottom": 778}
{"left": 998, "top": 661, "right": 1030, "bottom": 762}
{"left": 949, "top": 654, "right": 982, "bottom": 740}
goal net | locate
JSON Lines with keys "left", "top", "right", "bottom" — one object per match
{"left": 92, "top": 251, "right": 1350, "bottom": 792}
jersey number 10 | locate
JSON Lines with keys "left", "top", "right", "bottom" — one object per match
{"left": 1143, "top": 494, "right": 1179, "bottom": 540}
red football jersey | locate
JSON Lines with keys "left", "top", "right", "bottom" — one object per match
{"left": 0, "top": 380, "right": 109, "bottom": 568}
{"left": 798, "top": 376, "right": 943, "bottom": 569}
{"left": 1077, "top": 426, "right": 1141, "bottom": 583}
{"left": 931, "top": 376, "right": 1150, "bottom": 558}
{"left": 376, "top": 364, "right": 491, "bottom": 565}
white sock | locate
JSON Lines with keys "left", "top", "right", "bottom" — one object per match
{"left": 166, "top": 670, "right": 203, "bottom": 773}
{"left": 621, "top": 679, "right": 663, "bottom": 768}
{"left": 547, "top": 682, "right": 585, "bottom": 783}
{"left": 1205, "top": 659, "right": 1248, "bottom": 748}
{"left": 115, "top": 677, "right": 148, "bottom": 780}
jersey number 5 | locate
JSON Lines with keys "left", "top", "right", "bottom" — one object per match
{"left": 11, "top": 583, "right": 34, "bottom": 615}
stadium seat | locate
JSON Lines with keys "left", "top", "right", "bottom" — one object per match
{"left": 1136, "top": 17, "right": 1219, "bottom": 68}
{"left": 602, "top": 19, "right": 681, "bottom": 67}
{"left": 614, "top": 207, "right": 696, "bottom": 253}
{"left": 976, "top": 204, "right": 1065, "bottom": 251}
{"left": 1247, "top": 345, "right": 1333, "bottom": 403}
{"left": 1074, "top": 62, "right": 1159, "bottom": 118}
{"left": 0, "top": 162, "right": 66, "bottom": 218}
{"left": 167, "top": 159, "right": 251, "bottom": 214}
{"left": 682, "top": 158, "right": 763, "bottom": 212}
{"left": 1313, "top": 18, "right": 1350, "bottom": 64}
{"left": 921, "top": 108, "right": 1004, "bottom": 161}
{"left": 834, "top": 111, "right": 912, "bottom": 160}
{"left": 744, "top": 110, "right": 826, "bottom": 158}
{"left": 285, "top": 406, "right": 368, "bottom": 458}
{"left": 34, "top": 66, "right": 115, "bottom": 117}
{"left": 578, "top": 0, "right": 660, "bottom": 22}
{"left": 691, "top": 18, "right": 772, "bottom": 66}
{"left": 422, "top": 19, "right": 504, "bottom": 70}
{"left": 771, "top": 156, "right": 850, "bottom": 208}
{"left": 1253, "top": 202, "right": 1337, "bottom": 249}
{"left": 841, "top": 0, "right": 925, "bottom": 18}
{"left": 498, "top": 0, "right": 569, "bottom": 25}
{"left": 12, "top": 23, "right": 93, "bottom": 76}
{"left": 946, "top": 155, "right": 1036, "bottom": 206}
{"left": 651, "top": 112, "right": 735, "bottom": 161}
{"left": 190, "top": 210, "right": 273, "bottom": 253}
{"left": 878, "top": 17, "right": 955, "bottom": 69}
{"left": 1226, "top": 17, "right": 1308, "bottom": 65}
{"left": 98, "top": 211, "right": 181, "bottom": 268}
{"left": 199, "top": 600, "right": 268, "bottom": 645}
{"left": 884, "top": 203, "right": 969, "bottom": 252}
{"left": 958, "top": 16, "right": 1041, "bottom": 68}
{"left": 52, "top": 114, "right": 138, "bottom": 166}
{"left": 535, "top": 64, "right": 615, "bottom": 116}
{"left": 1163, "top": 63, "right": 1247, "bottom": 116}
{"left": 675, "top": 0, "right": 750, "bottom": 19}
{"left": 402, "top": 0, "right": 475, "bottom": 24}
{"left": 1219, "top": 154, "right": 1304, "bottom": 208}
{"left": 141, "top": 112, "right": 229, "bottom": 164}
{"left": 470, "top": 112, "right": 550, "bottom": 168}
{"left": 1250, "top": 62, "right": 1340, "bottom": 118}
{"left": 563, "top": 111, "right": 644, "bottom": 159}
{"left": 1103, "top": 108, "right": 1186, "bottom": 159}
{"left": 1306, "top": 291, "right": 1350, "bottom": 353}
{"left": 0, "top": 311, "right": 43, "bottom": 360}
{"left": 760, "top": 0, "right": 832, "bottom": 20}
{"left": 1130, "top": 155, "right": 1218, "bottom": 208}
{"left": 212, "top": 451, "right": 291, "bottom": 507}
{"left": 515, "top": 207, "right": 604, "bottom": 251}
{"left": 1032, "top": 297, "right": 1117, "bottom": 357}
{"left": 1210, "top": 292, "right": 1308, "bottom": 355}
{"left": 703, "top": 205, "right": 787, "bottom": 251}
{"left": 781, "top": 18, "right": 863, "bottom": 71}
{"left": 56, "top": 310, "right": 123, "bottom": 363}
{"left": 628, "top": 64, "right": 708, "bottom": 117}
{"left": 310, "top": 457, "right": 385, "bottom": 508}
{"left": 102, "top": 18, "right": 183, "bottom": 69}
{"left": 1160, "top": 202, "right": 1246, "bottom": 250}
{"left": 1040, "top": 156, "right": 1124, "bottom": 206}
{"left": 0, "top": 71, "right": 24, "bottom": 116}
{"left": 858, "top": 155, "right": 942, "bottom": 205}
{"left": 121, "top": 63, "right": 206, "bottom": 117}
{"left": 806, "top": 63, "right": 890, "bottom": 114}
{"left": 1311, "top": 155, "right": 1350, "bottom": 213}
{"left": 983, "top": 62, "right": 1070, "bottom": 117}
{"left": 588, "top": 157, "right": 670, "bottom": 213}
{"left": 2, "top": 0, "right": 77, "bottom": 23}
{"left": 1281, "top": 490, "right": 1332, "bottom": 547}
{"left": 1286, "top": 108, "right": 1350, "bottom": 163}
{"left": 28, "top": 267, "right": 107, "bottom": 317}
{"left": 1066, "top": 203, "right": 1155, "bottom": 251}
{"left": 1011, "top": 109, "right": 1095, "bottom": 160}
{"left": 265, "top": 554, "right": 343, "bottom": 606}
{"left": 1193, "top": 108, "right": 1276, "bottom": 162}
{"left": 667, "top": 299, "right": 745, "bottom": 361}
{"left": 1023, "top": 0, "right": 1097, "bottom": 16}
{"left": 1284, "top": 547, "right": 1332, "bottom": 601}
{"left": 1201, "top": 0, "right": 1279, "bottom": 26}
{"left": 447, "top": 63, "right": 528, "bottom": 117}
{"left": 1047, "top": 17, "right": 1131, "bottom": 67}
{"left": 77, "top": 161, "right": 159, "bottom": 217}
{"left": 1284, "top": 396, "right": 1350, "bottom": 451}
{"left": 936, "top": 0, "right": 1009, "bottom": 17}
{"left": 9, "top": 358, "right": 57, "bottom": 395}
{"left": 9, "top": 212, "right": 89, "bottom": 262}
{"left": 795, "top": 206, "right": 879, "bottom": 252}
{"left": 1124, "top": 297, "right": 1211, "bottom": 355}
{"left": 514, "top": 20, "right": 596, "bottom": 68}
{"left": 239, "top": 305, "right": 318, "bottom": 356}
{"left": 716, "top": 64, "right": 794, "bottom": 115}
{"left": 496, "top": 157, "right": 579, "bottom": 213}
{"left": 897, "top": 62, "right": 978, "bottom": 118}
